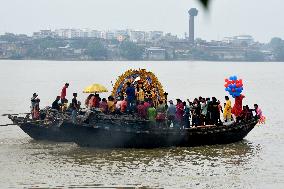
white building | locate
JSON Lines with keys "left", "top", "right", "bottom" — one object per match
{"left": 223, "top": 35, "right": 254, "bottom": 46}
{"left": 130, "top": 31, "right": 146, "bottom": 42}
{"left": 147, "top": 31, "right": 163, "bottom": 41}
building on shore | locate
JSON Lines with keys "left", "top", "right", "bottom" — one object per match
{"left": 146, "top": 47, "right": 166, "bottom": 60}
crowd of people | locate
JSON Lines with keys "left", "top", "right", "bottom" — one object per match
{"left": 30, "top": 82, "right": 263, "bottom": 127}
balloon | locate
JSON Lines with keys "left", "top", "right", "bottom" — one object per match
{"left": 232, "top": 88, "right": 235, "bottom": 92}
{"left": 225, "top": 79, "right": 229, "bottom": 82}
{"left": 224, "top": 83, "right": 229, "bottom": 88}
{"left": 234, "top": 76, "right": 238, "bottom": 80}
{"left": 229, "top": 76, "right": 234, "bottom": 80}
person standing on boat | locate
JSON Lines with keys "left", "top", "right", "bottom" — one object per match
{"left": 85, "top": 94, "right": 93, "bottom": 108}
{"left": 60, "top": 83, "right": 69, "bottom": 104}
{"left": 125, "top": 82, "right": 136, "bottom": 113}
{"left": 147, "top": 104, "right": 157, "bottom": 125}
{"left": 217, "top": 100, "right": 223, "bottom": 124}
{"left": 52, "top": 96, "right": 61, "bottom": 111}
{"left": 201, "top": 98, "right": 208, "bottom": 125}
{"left": 121, "top": 97, "right": 128, "bottom": 113}
{"left": 99, "top": 98, "right": 108, "bottom": 113}
{"left": 232, "top": 94, "right": 245, "bottom": 118}
{"left": 167, "top": 100, "right": 176, "bottom": 126}
{"left": 31, "top": 93, "right": 38, "bottom": 112}
{"left": 143, "top": 99, "right": 151, "bottom": 111}
{"left": 115, "top": 96, "right": 123, "bottom": 114}
{"left": 211, "top": 97, "right": 220, "bottom": 125}
{"left": 191, "top": 98, "right": 200, "bottom": 127}
{"left": 107, "top": 96, "right": 115, "bottom": 114}
{"left": 156, "top": 100, "right": 166, "bottom": 127}
{"left": 137, "top": 101, "right": 147, "bottom": 119}
{"left": 175, "top": 99, "right": 184, "bottom": 126}
{"left": 223, "top": 96, "right": 232, "bottom": 122}
{"left": 71, "top": 93, "right": 78, "bottom": 123}
{"left": 254, "top": 104, "right": 262, "bottom": 119}
{"left": 136, "top": 82, "right": 145, "bottom": 103}
{"left": 32, "top": 98, "right": 40, "bottom": 120}
{"left": 183, "top": 101, "right": 191, "bottom": 128}
{"left": 88, "top": 94, "right": 95, "bottom": 108}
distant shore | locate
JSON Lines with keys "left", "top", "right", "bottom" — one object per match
{"left": 0, "top": 58, "right": 282, "bottom": 62}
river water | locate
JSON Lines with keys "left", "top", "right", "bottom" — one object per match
{"left": 0, "top": 60, "right": 283, "bottom": 188}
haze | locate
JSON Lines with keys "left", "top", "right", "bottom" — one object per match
{"left": 0, "top": 0, "right": 283, "bottom": 42}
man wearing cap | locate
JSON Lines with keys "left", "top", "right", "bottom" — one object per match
{"left": 61, "top": 83, "right": 69, "bottom": 104}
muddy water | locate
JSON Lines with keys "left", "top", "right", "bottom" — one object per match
{"left": 0, "top": 60, "right": 283, "bottom": 188}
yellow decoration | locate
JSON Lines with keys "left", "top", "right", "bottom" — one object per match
{"left": 111, "top": 69, "right": 165, "bottom": 103}
{"left": 83, "top": 83, "right": 108, "bottom": 93}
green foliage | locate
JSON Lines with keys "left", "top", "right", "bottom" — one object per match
{"left": 270, "top": 37, "right": 284, "bottom": 61}
{"left": 87, "top": 40, "right": 108, "bottom": 60}
{"left": 34, "top": 37, "right": 67, "bottom": 49}
{"left": 270, "top": 37, "right": 283, "bottom": 49}
{"left": 245, "top": 51, "right": 265, "bottom": 61}
{"left": 0, "top": 33, "right": 19, "bottom": 42}
{"left": 119, "top": 40, "right": 144, "bottom": 60}
{"left": 191, "top": 48, "right": 219, "bottom": 60}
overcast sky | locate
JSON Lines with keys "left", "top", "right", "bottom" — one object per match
{"left": 0, "top": 0, "right": 283, "bottom": 42}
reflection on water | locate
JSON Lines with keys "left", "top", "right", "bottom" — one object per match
{"left": 1, "top": 139, "right": 259, "bottom": 188}
{"left": 53, "top": 140, "right": 259, "bottom": 167}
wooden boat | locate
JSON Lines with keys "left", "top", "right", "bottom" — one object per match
{"left": 7, "top": 112, "right": 258, "bottom": 148}
{"left": 5, "top": 69, "right": 258, "bottom": 148}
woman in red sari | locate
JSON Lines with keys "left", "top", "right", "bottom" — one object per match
{"left": 232, "top": 94, "right": 245, "bottom": 117}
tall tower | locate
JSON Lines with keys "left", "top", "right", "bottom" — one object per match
{"left": 188, "top": 8, "right": 198, "bottom": 45}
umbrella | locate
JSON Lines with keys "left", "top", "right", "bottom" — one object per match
{"left": 83, "top": 83, "right": 108, "bottom": 93}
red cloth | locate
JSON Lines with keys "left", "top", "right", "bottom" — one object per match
{"left": 121, "top": 100, "right": 127, "bottom": 112}
{"left": 137, "top": 104, "right": 147, "bottom": 119}
{"left": 93, "top": 97, "right": 100, "bottom": 108}
{"left": 176, "top": 102, "right": 184, "bottom": 121}
{"left": 144, "top": 102, "right": 150, "bottom": 110}
{"left": 232, "top": 94, "right": 245, "bottom": 117}
{"left": 61, "top": 86, "right": 67, "bottom": 99}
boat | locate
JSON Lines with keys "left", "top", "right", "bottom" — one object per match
{"left": 7, "top": 110, "right": 258, "bottom": 148}
{"left": 5, "top": 69, "right": 259, "bottom": 148}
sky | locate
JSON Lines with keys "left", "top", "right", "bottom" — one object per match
{"left": 0, "top": 0, "right": 283, "bottom": 43}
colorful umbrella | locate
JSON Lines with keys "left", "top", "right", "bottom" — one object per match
{"left": 83, "top": 83, "right": 108, "bottom": 93}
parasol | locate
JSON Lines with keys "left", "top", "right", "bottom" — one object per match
{"left": 83, "top": 83, "right": 108, "bottom": 93}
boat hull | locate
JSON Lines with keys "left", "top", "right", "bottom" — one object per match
{"left": 19, "top": 122, "right": 75, "bottom": 142}
{"left": 72, "top": 119, "right": 257, "bottom": 148}
{"left": 14, "top": 116, "right": 257, "bottom": 148}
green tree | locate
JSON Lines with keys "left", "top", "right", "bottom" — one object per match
{"left": 119, "top": 40, "right": 144, "bottom": 60}
{"left": 245, "top": 51, "right": 265, "bottom": 61}
{"left": 270, "top": 37, "right": 282, "bottom": 49}
{"left": 87, "top": 41, "right": 108, "bottom": 60}
{"left": 270, "top": 37, "right": 284, "bottom": 61}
